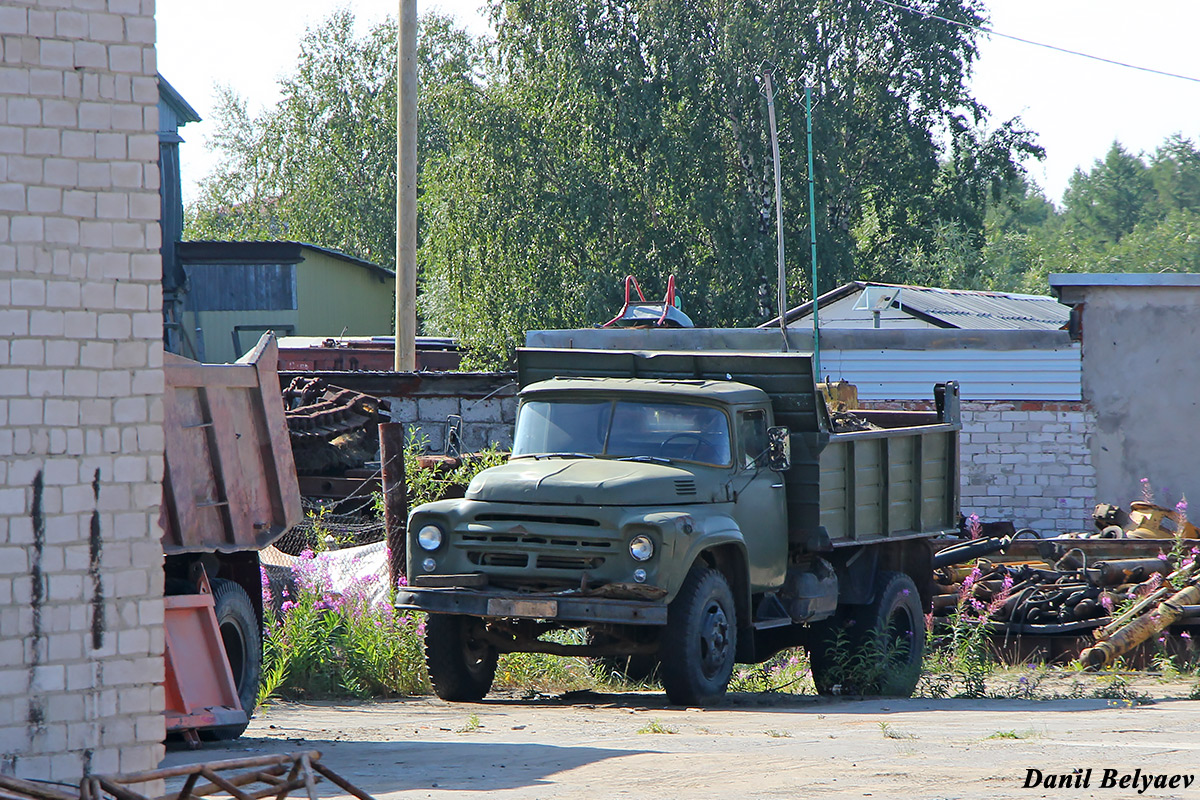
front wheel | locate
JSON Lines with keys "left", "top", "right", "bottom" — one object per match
{"left": 424, "top": 614, "right": 498, "bottom": 702}
{"left": 659, "top": 567, "right": 737, "bottom": 705}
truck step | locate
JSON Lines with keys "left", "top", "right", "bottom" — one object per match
{"left": 753, "top": 594, "right": 794, "bottom": 630}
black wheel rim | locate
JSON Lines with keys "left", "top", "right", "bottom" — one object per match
{"left": 220, "top": 620, "right": 247, "bottom": 692}
{"left": 885, "top": 604, "right": 916, "bottom": 666}
{"left": 699, "top": 599, "right": 731, "bottom": 679}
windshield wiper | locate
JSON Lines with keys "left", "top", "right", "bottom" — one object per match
{"left": 617, "top": 455, "right": 673, "bottom": 464}
{"left": 528, "top": 452, "right": 597, "bottom": 460}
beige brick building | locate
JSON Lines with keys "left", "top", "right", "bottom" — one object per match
{"left": 0, "top": 0, "right": 165, "bottom": 780}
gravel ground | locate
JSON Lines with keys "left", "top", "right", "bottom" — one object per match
{"left": 162, "top": 675, "right": 1200, "bottom": 800}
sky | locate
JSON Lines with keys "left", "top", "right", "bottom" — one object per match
{"left": 156, "top": 0, "right": 1200, "bottom": 208}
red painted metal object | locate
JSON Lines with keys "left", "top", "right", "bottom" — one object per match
{"left": 162, "top": 569, "right": 247, "bottom": 741}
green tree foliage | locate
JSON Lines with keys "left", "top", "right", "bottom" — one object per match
{"left": 187, "top": 5, "right": 1051, "bottom": 366}
{"left": 1061, "top": 142, "right": 1158, "bottom": 244}
{"left": 186, "top": 11, "right": 485, "bottom": 269}
{"left": 419, "top": 0, "right": 1042, "bottom": 363}
{"left": 972, "top": 137, "right": 1200, "bottom": 295}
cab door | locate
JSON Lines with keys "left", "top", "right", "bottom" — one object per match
{"left": 730, "top": 407, "right": 788, "bottom": 590}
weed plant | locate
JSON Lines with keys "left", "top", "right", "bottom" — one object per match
{"left": 729, "top": 649, "right": 812, "bottom": 694}
{"left": 257, "top": 553, "right": 429, "bottom": 707}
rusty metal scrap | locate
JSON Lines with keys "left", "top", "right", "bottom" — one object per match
{"left": 931, "top": 524, "right": 1200, "bottom": 650}
{"left": 1082, "top": 576, "right": 1200, "bottom": 670}
{"left": 68, "top": 750, "right": 377, "bottom": 800}
{"left": 283, "top": 377, "right": 389, "bottom": 442}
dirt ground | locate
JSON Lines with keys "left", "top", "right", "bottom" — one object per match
{"left": 163, "top": 676, "right": 1200, "bottom": 800}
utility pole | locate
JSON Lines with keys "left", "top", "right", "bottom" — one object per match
{"left": 763, "top": 68, "right": 788, "bottom": 353}
{"left": 394, "top": 0, "right": 418, "bottom": 371}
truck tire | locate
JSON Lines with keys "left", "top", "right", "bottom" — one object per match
{"left": 424, "top": 614, "right": 498, "bottom": 702}
{"left": 206, "top": 578, "right": 261, "bottom": 740}
{"left": 659, "top": 567, "right": 737, "bottom": 705}
{"left": 808, "top": 571, "right": 924, "bottom": 697}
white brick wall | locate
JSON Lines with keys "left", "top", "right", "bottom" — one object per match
{"left": 0, "top": 0, "right": 163, "bottom": 782}
{"left": 959, "top": 401, "right": 1097, "bottom": 534}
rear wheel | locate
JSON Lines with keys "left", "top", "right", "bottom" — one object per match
{"left": 659, "top": 567, "right": 737, "bottom": 705}
{"left": 807, "top": 571, "right": 924, "bottom": 697}
{"left": 206, "top": 578, "right": 261, "bottom": 740}
{"left": 425, "top": 614, "right": 498, "bottom": 702}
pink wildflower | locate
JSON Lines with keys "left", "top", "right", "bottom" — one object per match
{"left": 958, "top": 566, "right": 982, "bottom": 603}
{"left": 1181, "top": 631, "right": 1192, "bottom": 640}
{"left": 1100, "top": 594, "right": 1114, "bottom": 613}
{"left": 967, "top": 513, "right": 982, "bottom": 540}
{"left": 281, "top": 600, "right": 296, "bottom": 612}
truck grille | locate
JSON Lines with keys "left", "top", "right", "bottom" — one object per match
{"left": 475, "top": 513, "right": 600, "bottom": 527}
{"left": 468, "top": 552, "right": 529, "bottom": 568}
{"left": 536, "top": 555, "right": 605, "bottom": 570}
{"left": 460, "top": 533, "right": 612, "bottom": 549}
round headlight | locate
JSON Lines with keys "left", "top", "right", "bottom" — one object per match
{"left": 417, "top": 524, "right": 444, "bottom": 551}
{"left": 629, "top": 535, "right": 655, "bottom": 562}
{"left": 422, "top": 557, "right": 437, "bottom": 572}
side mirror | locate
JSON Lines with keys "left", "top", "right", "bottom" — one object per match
{"left": 766, "top": 426, "right": 791, "bottom": 472}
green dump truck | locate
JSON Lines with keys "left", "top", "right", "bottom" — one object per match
{"left": 397, "top": 347, "right": 960, "bottom": 704}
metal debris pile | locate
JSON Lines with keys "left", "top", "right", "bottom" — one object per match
{"left": 931, "top": 502, "right": 1200, "bottom": 663}
{"left": 283, "top": 376, "right": 390, "bottom": 476}
{"left": 0, "top": 751, "right": 376, "bottom": 800}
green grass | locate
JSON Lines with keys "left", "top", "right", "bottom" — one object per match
{"left": 637, "top": 719, "right": 678, "bottom": 735}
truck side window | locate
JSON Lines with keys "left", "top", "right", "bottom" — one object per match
{"left": 739, "top": 409, "right": 768, "bottom": 469}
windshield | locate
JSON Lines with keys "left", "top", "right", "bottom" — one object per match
{"left": 512, "top": 398, "right": 732, "bottom": 466}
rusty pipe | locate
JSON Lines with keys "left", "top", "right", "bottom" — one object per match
{"left": 1080, "top": 583, "right": 1200, "bottom": 671}
{"left": 1095, "top": 562, "right": 1197, "bottom": 640}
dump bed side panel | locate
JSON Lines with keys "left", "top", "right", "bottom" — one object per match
{"left": 819, "top": 425, "right": 959, "bottom": 546}
{"left": 161, "top": 334, "right": 302, "bottom": 554}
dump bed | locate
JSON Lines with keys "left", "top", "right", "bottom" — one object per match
{"left": 161, "top": 334, "right": 302, "bottom": 554}
{"left": 517, "top": 347, "right": 960, "bottom": 550}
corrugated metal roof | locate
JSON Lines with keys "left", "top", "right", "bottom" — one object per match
{"left": 897, "top": 285, "right": 1069, "bottom": 330}
{"left": 765, "top": 282, "right": 1070, "bottom": 331}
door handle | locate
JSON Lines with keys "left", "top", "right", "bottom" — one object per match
{"left": 771, "top": 483, "right": 784, "bottom": 489}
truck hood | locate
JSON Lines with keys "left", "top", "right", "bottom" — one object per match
{"left": 465, "top": 458, "right": 708, "bottom": 506}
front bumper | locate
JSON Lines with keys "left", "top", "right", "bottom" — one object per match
{"left": 396, "top": 587, "right": 667, "bottom": 625}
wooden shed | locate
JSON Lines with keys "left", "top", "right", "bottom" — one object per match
{"left": 176, "top": 240, "right": 396, "bottom": 363}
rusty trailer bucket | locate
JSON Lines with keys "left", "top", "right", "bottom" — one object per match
{"left": 163, "top": 572, "right": 246, "bottom": 739}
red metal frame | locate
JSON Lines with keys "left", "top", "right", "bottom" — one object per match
{"left": 602, "top": 275, "right": 680, "bottom": 328}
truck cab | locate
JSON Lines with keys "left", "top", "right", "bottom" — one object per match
{"left": 407, "top": 377, "right": 787, "bottom": 602}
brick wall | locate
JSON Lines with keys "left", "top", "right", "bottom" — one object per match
{"left": 0, "top": 0, "right": 164, "bottom": 781}
{"left": 959, "top": 401, "right": 1096, "bottom": 534}
{"left": 864, "top": 399, "right": 1097, "bottom": 533}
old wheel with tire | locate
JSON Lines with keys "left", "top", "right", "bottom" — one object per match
{"left": 808, "top": 571, "right": 924, "bottom": 697}
{"left": 424, "top": 614, "right": 498, "bottom": 702}
{"left": 659, "top": 567, "right": 737, "bottom": 705}
{"left": 206, "top": 578, "right": 262, "bottom": 740}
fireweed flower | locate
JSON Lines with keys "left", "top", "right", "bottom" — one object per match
{"left": 1100, "top": 594, "right": 1114, "bottom": 613}
{"left": 958, "top": 566, "right": 982, "bottom": 604}
{"left": 1182, "top": 631, "right": 1192, "bottom": 640}
{"left": 967, "top": 513, "right": 982, "bottom": 540}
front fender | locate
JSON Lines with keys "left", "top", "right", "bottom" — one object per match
{"left": 663, "top": 513, "right": 747, "bottom": 602}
